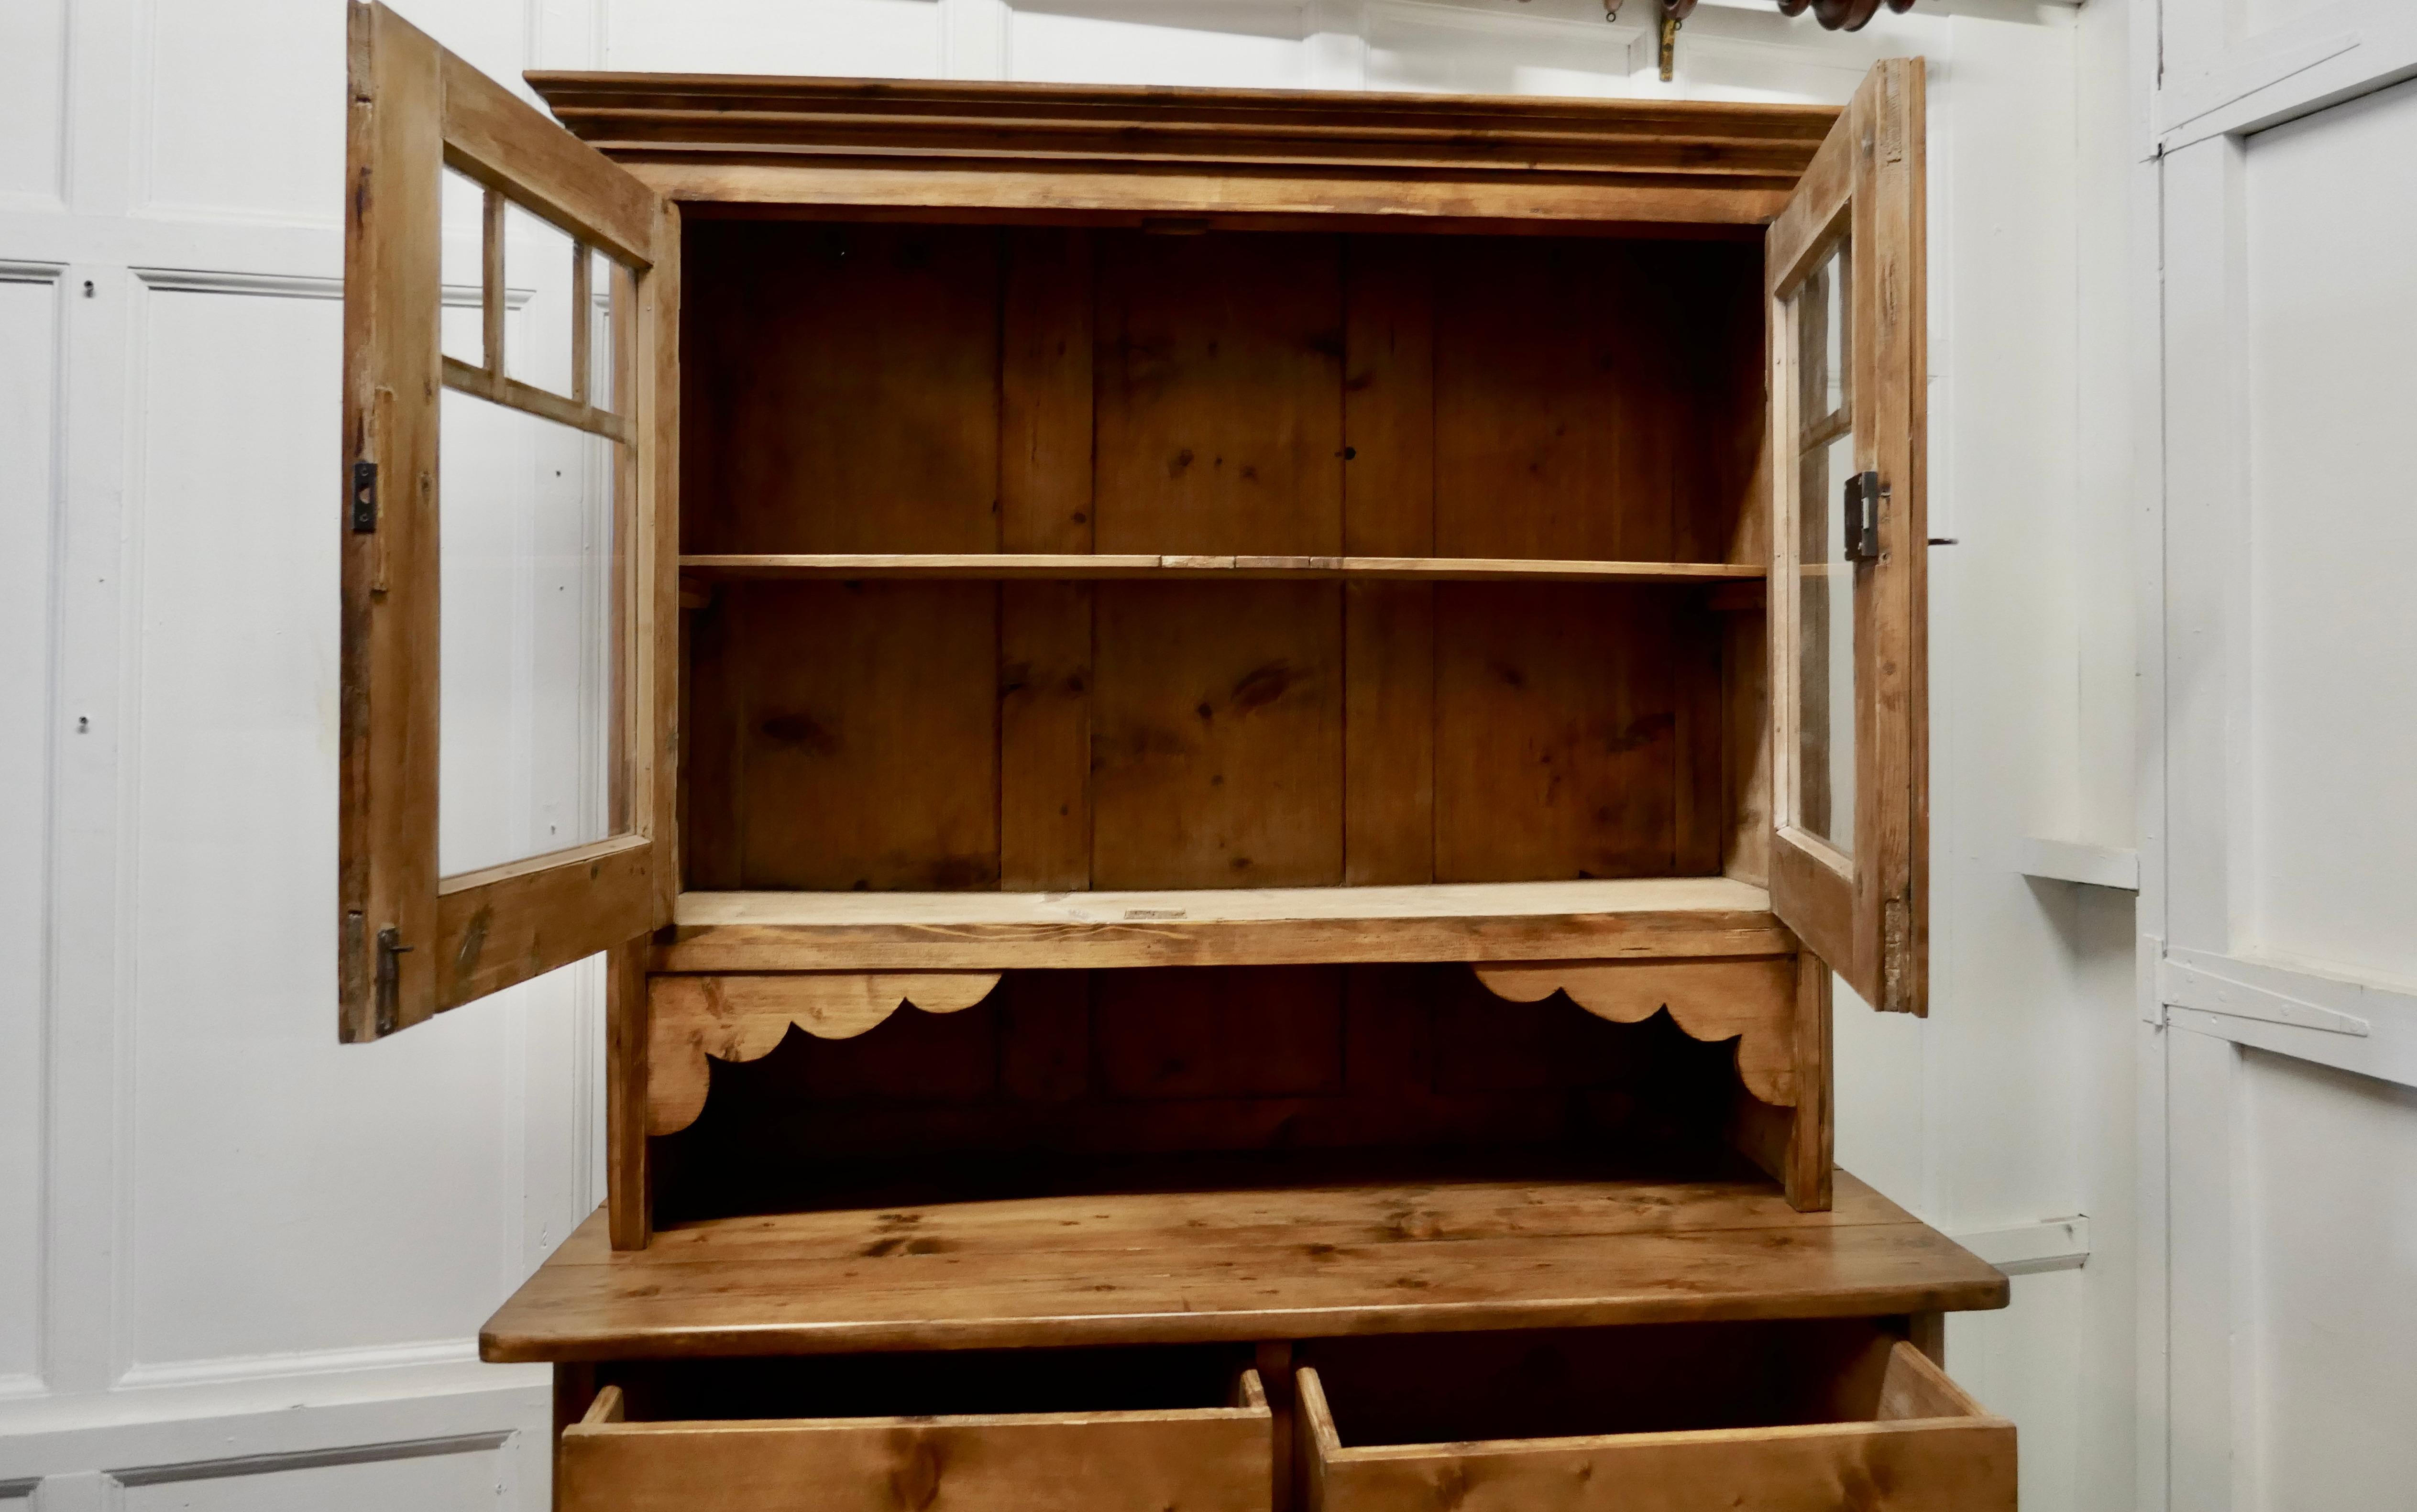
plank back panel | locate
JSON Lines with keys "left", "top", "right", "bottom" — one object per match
{"left": 1093, "top": 231, "right": 1344, "bottom": 554}
{"left": 1435, "top": 240, "right": 1651, "bottom": 560}
{"left": 1433, "top": 238, "right": 1764, "bottom": 564}
{"left": 682, "top": 222, "right": 1001, "bottom": 554}
{"left": 1340, "top": 236, "right": 1438, "bottom": 885}
{"left": 719, "top": 581, "right": 1000, "bottom": 889}
{"left": 1091, "top": 581, "right": 1344, "bottom": 889}
{"left": 998, "top": 228, "right": 1099, "bottom": 890}
{"left": 1433, "top": 584, "right": 1681, "bottom": 882}
{"left": 677, "top": 222, "right": 1768, "bottom": 896}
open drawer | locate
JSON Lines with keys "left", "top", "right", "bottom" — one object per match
{"left": 561, "top": 1349, "right": 1272, "bottom": 1512}
{"left": 1296, "top": 1321, "right": 2014, "bottom": 1512}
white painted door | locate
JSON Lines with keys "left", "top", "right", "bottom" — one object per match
{"left": 2145, "top": 4, "right": 2417, "bottom": 1507}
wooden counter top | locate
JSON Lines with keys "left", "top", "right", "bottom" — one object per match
{"left": 481, "top": 1166, "right": 2005, "bottom": 1362}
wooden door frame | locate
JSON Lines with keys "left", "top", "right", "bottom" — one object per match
{"left": 1765, "top": 58, "right": 1928, "bottom": 1018}
{"left": 340, "top": 0, "right": 678, "bottom": 1041}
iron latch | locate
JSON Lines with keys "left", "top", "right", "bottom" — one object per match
{"left": 351, "top": 461, "right": 378, "bottom": 534}
{"left": 373, "top": 925, "right": 411, "bottom": 1036}
{"left": 1842, "top": 470, "right": 1883, "bottom": 563}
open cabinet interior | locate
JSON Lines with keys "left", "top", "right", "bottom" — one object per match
{"left": 651, "top": 962, "right": 1757, "bottom": 1223}
{"left": 649, "top": 216, "right": 1808, "bottom": 1222}
{"left": 676, "top": 221, "right": 1776, "bottom": 897}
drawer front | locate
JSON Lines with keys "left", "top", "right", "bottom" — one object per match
{"left": 1300, "top": 1343, "right": 2015, "bottom": 1512}
{"left": 561, "top": 1375, "right": 1272, "bottom": 1512}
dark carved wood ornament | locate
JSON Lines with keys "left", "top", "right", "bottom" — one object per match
{"left": 1629, "top": 0, "right": 1920, "bottom": 31}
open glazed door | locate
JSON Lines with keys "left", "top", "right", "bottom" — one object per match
{"left": 1767, "top": 59, "right": 1928, "bottom": 1016}
{"left": 340, "top": 1, "right": 677, "bottom": 1041}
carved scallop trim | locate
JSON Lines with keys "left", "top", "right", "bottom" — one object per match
{"left": 648, "top": 972, "right": 1003, "bottom": 1135}
{"left": 1470, "top": 958, "right": 1798, "bottom": 1107}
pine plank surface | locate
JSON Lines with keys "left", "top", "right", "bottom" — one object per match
{"left": 482, "top": 1170, "right": 2005, "bottom": 1362}
{"left": 656, "top": 877, "right": 1787, "bottom": 971}
{"left": 678, "top": 554, "right": 1765, "bottom": 583}
{"left": 561, "top": 1377, "right": 1272, "bottom": 1512}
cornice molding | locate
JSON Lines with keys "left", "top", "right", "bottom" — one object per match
{"left": 528, "top": 72, "right": 1837, "bottom": 225}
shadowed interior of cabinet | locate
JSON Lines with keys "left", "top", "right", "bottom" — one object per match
{"left": 1303, "top": 1320, "right": 1922, "bottom": 1444}
{"left": 651, "top": 964, "right": 1747, "bottom": 1223}
{"left": 677, "top": 221, "right": 1772, "bottom": 895}
{"left": 607, "top": 1344, "right": 1260, "bottom": 1422}
{"left": 588, "top": 1322, "right": 1923, "bottom": 1435}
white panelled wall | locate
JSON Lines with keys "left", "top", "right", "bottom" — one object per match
{"left": 0, "top": 2, "right": 2136, "bottom": 1508}
{"left": 2141, "top": 3, "right": 2417, "bottom": 1510}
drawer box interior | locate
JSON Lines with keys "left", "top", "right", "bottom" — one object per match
{"left": 567, "top": 1346, "right": 1271, "bottom": 1512}
{"left": 1297, "top": 1321, "right": 2014, "bottom": 1512}
{"left": 604, "top": 1343, "right": 1257, "bottom": 1421}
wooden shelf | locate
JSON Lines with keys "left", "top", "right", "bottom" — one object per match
{"left": 479, "top": 1166, "right": 2008, "bottom": 1362}
{"left": 657, "top": 877, "right": 1786, "bottom": 972}
{"left": 679, "top": 553, "right": 1766, "bottom": 585}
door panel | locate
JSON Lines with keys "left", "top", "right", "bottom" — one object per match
{"left": 340, "top": 0, "right": 677, "bottom": 1041}
{"left": 1767, "top": 59, "right": 1928, "bottom": 1015}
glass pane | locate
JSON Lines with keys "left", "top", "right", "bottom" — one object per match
{"left": 587, "top": 246, "right": 626, "bottom": 413}
{"left": 439, "top": 168, "right": 487, "bottom": 369}
{"left": 1790, "top": 239, "right": 1855, "bottom": 855}
{"left": 503, "top": 198, "right": 580, "bottom": 398}
{"left": 438, "top": 388, "right": 621, "bottom": 877}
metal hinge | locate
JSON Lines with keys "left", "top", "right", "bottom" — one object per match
{"left": 373, "top": 925, "right": 411, "bottom": 1036}
{"left": 351, "top": 460, "right": 378, "bottom": 534}
{"left": 1843, "top": 470, "right": 1883, "bottom": 563}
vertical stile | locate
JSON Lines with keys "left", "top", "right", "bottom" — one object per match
{"left": 609, "top": 256, "right": 638, "bottom": 840}
{"left": 481, "top": 183, "right": 505, "bottom": 380}
{"left": 339, "top": 0, "right": 444, "bottom": 1041}
{"left": 571, "top": 239, "right": 593, "bottom": 407}
{"left": 605, "top": 939, "right": 651, "bottom": 1249}
{"left": 634, "top": 212, "right": 681, "bottom": 926}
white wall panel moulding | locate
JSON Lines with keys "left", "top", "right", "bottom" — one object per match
{"left": 130, "top": 268, "right": 527, "bottom": 310}
{"left": 107, "top": 1431, "right": 512, "bottom": 1488}
{"left": 2015, "top": 836, "right": 2140, "bottom": 890}
{"left": 1948, "top": 1216, "right": 2091, "bottom": 1276}
{"left": 0, "top": 1352, "right": 545, "bottom": 1482}
{"left": 2156, "top": 1, "right": 2417, "bottom": 153}
{"left": 2159, "top": 946, "right": 2417, "bottom": 1090}
{"left": 109, "top": 1339, "right": 485, "bottom": 1391}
